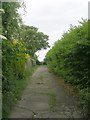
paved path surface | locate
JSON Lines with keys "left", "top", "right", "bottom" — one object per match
{"left": 10, "top": 66, "right": 83, "bottom": 118}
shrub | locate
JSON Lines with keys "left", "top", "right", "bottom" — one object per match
{"left": 45, "top": 20, "right": 90, "bottom": 116}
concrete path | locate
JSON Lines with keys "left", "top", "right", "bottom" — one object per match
{"left": 10, "top": 66, "right": 83, "bottom": 118}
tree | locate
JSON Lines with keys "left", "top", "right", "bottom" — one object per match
{"left": 20, "top": 25, "right": 50, "bottom": 56}
{"left": 2, "top": 1, "right": 22, "bottom": 40}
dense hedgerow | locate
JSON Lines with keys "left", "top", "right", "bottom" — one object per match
{"left": 45, "top": 20, "right": 90, "bottom": 116}
{"left": 2, "top": 39, "right": 31, "bottom": 118}
{"left": 2, "top": 2, "right": 49, "bottom": 118}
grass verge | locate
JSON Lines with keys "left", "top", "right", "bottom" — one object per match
{"left": 2, "top": 65, "right": 38, "bottom": 118}
{"left": 49, "top": 93, "right": 55, "bottom": 112}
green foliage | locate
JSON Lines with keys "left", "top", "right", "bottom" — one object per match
{"left": 45, "top": 20, "right": 90, "bottom": 116}
{"left": 2, "top": 2, "right": 22, "bottom": 40}
{"left": 2, "top": 38, "right": 38, "bottom": 118}
{"left": 2, "top": 1, "right": 49, "bottom": 118}
{"left": 3, "top": 62, "right": 37, "bottom": 118}
{"left": 2, "top": 39, "right": 28, "bottom": 117}
{"left": 19, "top": 25, "right": 50, "bottom": 56}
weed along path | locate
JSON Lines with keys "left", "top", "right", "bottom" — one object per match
{"left": 10, "top": 66, "right": 83, "bottom": 118}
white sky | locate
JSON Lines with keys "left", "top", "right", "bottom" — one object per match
{"left": 21, "top": 0, "right": 89, "bottom": 61}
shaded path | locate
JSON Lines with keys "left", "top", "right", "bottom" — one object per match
{"left": 10, "top": 66, "right": 83, "bottom": 118}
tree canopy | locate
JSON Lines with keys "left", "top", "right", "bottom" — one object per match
{"left": 20, "top": 25, "right": 50, "bottom": 56}
{"left": 2, "top": 2, "right": 22, "bottom": 40}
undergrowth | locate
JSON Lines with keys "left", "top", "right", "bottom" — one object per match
{"left": 2, "top": 65, "right": 38, "bottom": 118}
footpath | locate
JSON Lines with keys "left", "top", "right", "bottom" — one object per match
{"left": 10, "top": 66, "right": 83, "bottom": 118}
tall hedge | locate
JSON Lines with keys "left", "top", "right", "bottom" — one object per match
{"left": 2, "top": 39, "right": 30, "bottom": 118}
{"left": 45, "top": 20, "right": 90, "bottom": 116}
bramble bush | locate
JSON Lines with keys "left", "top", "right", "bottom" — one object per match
{"left": 45, "top": 20, "right": 90, "bottom": 116}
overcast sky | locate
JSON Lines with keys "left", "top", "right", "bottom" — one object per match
{"left": 22, "top": 0, "right": 89, "bottom": 61}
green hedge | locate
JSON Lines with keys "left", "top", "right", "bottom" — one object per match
{"left": 2, "top": 39, "right": 33, "bottom": 118}
{"left": 45, "top": 20, "right": 90, "bottom": 116}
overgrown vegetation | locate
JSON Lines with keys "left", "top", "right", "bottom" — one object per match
{"left": 3, "top": 63, "right": 37, "bottom": 118}
{"left": 1, "top": 0, "right": 90, "bottom": 118}
{"left": 1, "top": 1, "right": 49, "bottom": 118}
{"left": 45, "top": 20, "right": 90, "bottom": 117}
